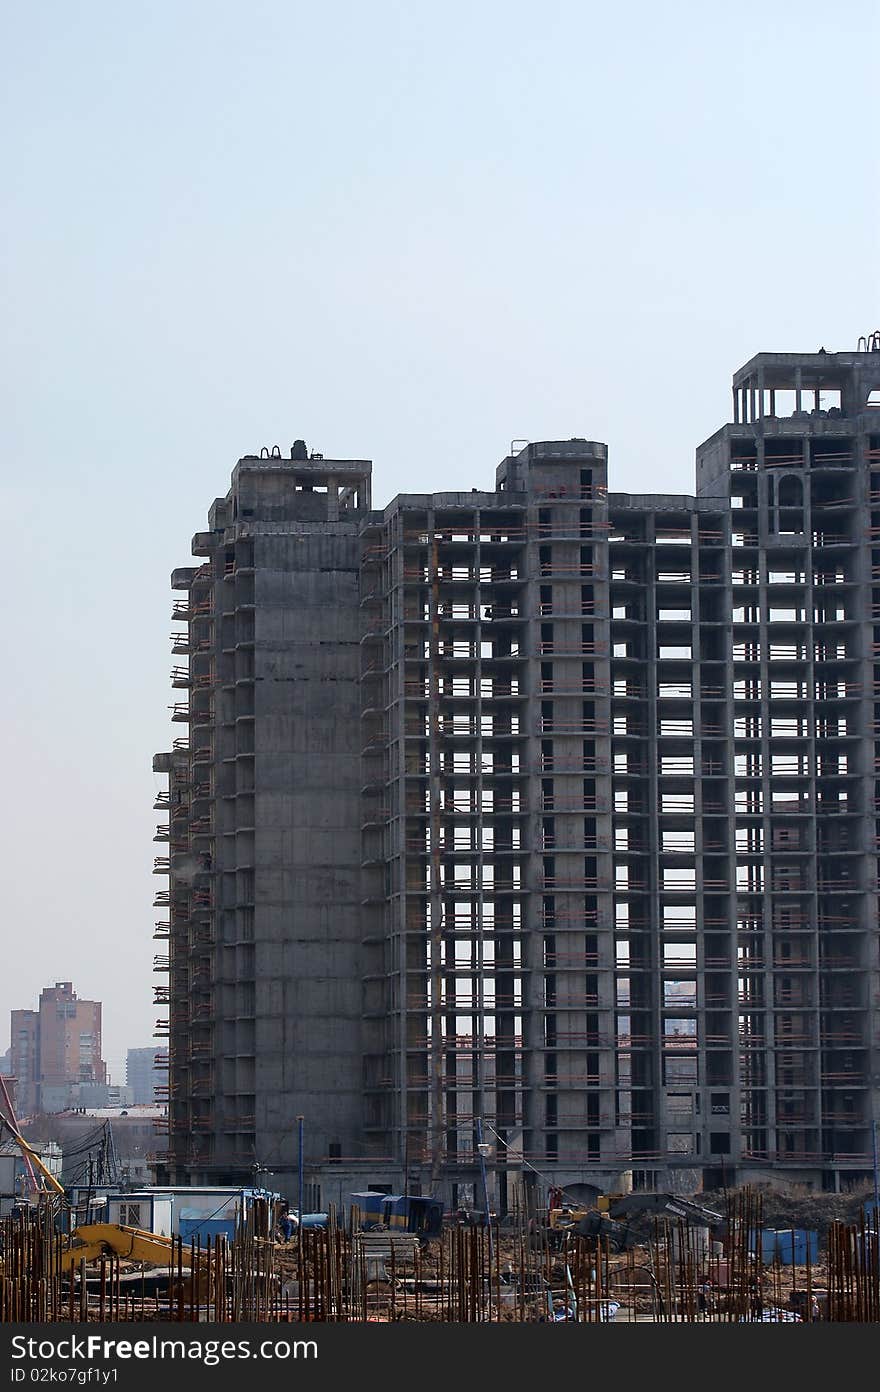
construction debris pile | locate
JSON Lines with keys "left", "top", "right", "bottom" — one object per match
{"left": 1, "top": 1190, "right": 878, "bottom": 1324}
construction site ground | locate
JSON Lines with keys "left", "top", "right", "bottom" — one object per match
{"left": 269, "top": 1232, "right": 833, "bottom": 1322}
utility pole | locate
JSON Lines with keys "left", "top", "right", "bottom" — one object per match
{"left": 296, "top": 1116, "right": 304, "bottom": 1225}
{"left": 872, "top": 1118, "right": 879, "bottom": 1229}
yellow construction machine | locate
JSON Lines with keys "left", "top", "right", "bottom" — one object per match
{"left": 0, "top": 1115, "right": 204, "bottom": 1276}
{"left": 548, "top": 1191, "right": 725, "bottom": 1251}
{"left": 548, "top": 1204, "right": 592, "bottom": 1232}
{"left": 58, "top": 1223, "right": 200, "bottom": 1274}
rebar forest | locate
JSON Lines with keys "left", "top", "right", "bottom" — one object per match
{"left": 2, "top": 1192, "right": 878, "bottom": 1324}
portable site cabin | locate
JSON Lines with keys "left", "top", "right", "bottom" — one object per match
{"left": 105, "top": 1192, "right": 173, "bottom": 1237}
{"left": 65, "top": 1186, "right": 279, "bottom": 1243}
{"left": 147, "top": 1186, "right": 280, "bottom": 1243}
{"left": 64, "top": 1189, "right": 172, "bottom": 1238}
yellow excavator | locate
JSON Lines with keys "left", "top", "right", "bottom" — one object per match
{"left": 0, "top": 1115, "right": 201, "bottom": 1275}
{"left": 58, "top": 1223, "right": 201, "bottom": 1274}
{"left": 548, "top": 1191, "right": 725, "bottom": 1251}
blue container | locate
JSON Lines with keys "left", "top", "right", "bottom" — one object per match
{"left": 756, "top": 1228, "right": 818, "bottom": 1265}
{"left": 179, "top": 1217, "right": 237, "bottom": 1244}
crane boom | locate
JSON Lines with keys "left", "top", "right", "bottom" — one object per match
{"left": 0, "top": 1116, "right": 65, "bottom": 1197}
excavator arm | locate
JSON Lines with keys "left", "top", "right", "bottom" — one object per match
{"left": 59, "top": 1224, "right": 197, "bottom": 1274}
{"left": 607, "top": 1192, "right": 724, "bottom": 1228}
{"left": 563, "top": 1192, "right": 725, "bottom": 1251}
{"left": 0, "top": 1118, "right": 207, "bottom": 1278}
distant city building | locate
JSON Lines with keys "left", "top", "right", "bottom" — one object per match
{"left": 9, "top": 983, "right": 107, "bottom": 1116}
{"left": 22, "top": 1106, "right": 167, "bottom": 1190}
{"left": 126, "top": 1048, "right": 166, "bottom": 1105}
{"left": 0, "top": 1048, "right": 11, "bottom": 1075}
{"left": 10, "top": 1011, "right": 38, "bottom": 1114}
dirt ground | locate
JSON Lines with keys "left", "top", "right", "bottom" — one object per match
{"left": 699, "top": 1180, "right": 874, "bottom": 1237}
{"left": 272, "top": 1228, "right": 837, "bottom": 1321}
{"left": 267, "top": 1183, "right": 878, "bottom": 1321}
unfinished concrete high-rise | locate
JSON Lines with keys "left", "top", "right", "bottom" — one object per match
{"left": 154, "top": 342, "right": 880, "bottom": 1206}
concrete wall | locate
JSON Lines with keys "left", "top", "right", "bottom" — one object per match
{"left": 250, "top": 527, "right": 366, "bottom": 1172}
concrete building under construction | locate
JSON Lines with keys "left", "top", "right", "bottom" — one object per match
{"left": 153, "top": 340, "right": 880, "bottom": 1207}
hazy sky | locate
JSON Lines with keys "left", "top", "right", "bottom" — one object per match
{"left": 1, "top": 2, "right": 877, "bottom": 1083}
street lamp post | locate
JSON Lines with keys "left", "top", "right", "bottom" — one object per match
{"left": 475, "top": 1119, "right": 494, "bottom": 1269}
